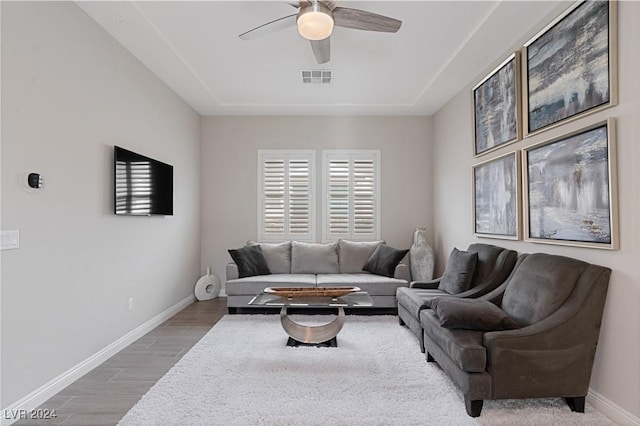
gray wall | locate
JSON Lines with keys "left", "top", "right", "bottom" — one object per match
{"left": 431, "top": 1, "right": 640, "bottom": 419}
{"left": 200, "top": 116, "right": 433, "bottom": 289}
{"left": 1, "top": 2, "right": 201, "bottom": 407}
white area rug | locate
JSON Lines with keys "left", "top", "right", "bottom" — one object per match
{"left": 119, "top": 315, "right": 613, "bottom": 426}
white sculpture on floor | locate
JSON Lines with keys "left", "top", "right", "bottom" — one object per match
{"left": 409, "top": 228, "right": 434, "bottom": 281}
{"left": 194, "top": 267, "right": 221, "bottom": 300}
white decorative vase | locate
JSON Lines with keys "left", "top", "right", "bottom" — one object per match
{"left": 409, "top": 228, "right": 434, "bottom": 281}
{"left": 194, "top": 267, "right": 221, "bottom": 301}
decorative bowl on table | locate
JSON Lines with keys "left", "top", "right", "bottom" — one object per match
{"left": 263, "top": 286, "right": 361, "bottom": 298}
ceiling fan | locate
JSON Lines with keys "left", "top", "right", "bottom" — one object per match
{"left": 238, "top": 1, "right": 402, "bottom": 64}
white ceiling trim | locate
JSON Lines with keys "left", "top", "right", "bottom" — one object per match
{"left": 77, "top": 1, "right": 567, "bottom": 117}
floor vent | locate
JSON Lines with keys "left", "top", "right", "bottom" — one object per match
{"left": 301, "top": 70, "right": 332, "bottom": 84}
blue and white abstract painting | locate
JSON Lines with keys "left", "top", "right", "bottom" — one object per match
{"left": 526, "top": 124, "right": 611, "bottom": 244}
{"left": 527, "top": 0, "right": 610, "bottom": 132}
{"left": 474, "top": 57, "right": 518, "bottom": 155}
{"left": 474, "top": 153, "right": 518, "bottom": 237}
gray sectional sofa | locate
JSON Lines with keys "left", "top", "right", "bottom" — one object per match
{"left": 226, "top": 240, "right": 410, "bottom": 313}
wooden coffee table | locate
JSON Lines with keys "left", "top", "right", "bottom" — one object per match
{"left": 248, "top": 290, "right": 374, "bottom": 347}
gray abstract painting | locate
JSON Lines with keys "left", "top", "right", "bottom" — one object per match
{"left": 474, "top": 57, "right": 518, "bottom": 155}
{"left": 474, "top": 154, "right": 518, "bottom": 237}
{"left": 526, "top": 124, "right": 611, "bottom": 244}
{"left": 527, "top": 0, "right": 610, "bottom": 132}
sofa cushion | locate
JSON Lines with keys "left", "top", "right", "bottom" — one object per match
{"left": 363, "top": 245, "right": 409, "bottom": 278}
{"left": 430, "top": 297, "right": 520, "bottom": 331}
{"left": 247, "top": 241, "right": 291, "bottom": 274}
{"left": 438, "top": 248, "right": 478, "bottom": 294}
{"left": 338, "top": 239, "right": 384, "bottom": 273}
{"left": 420, "top": 309, "right": 487, "bottom": 373}
{"left": 317, "top": 273, "right": 407, "bottom": 296}
{"left": 396, "top": 287, "right": 449, "bottom": 318}
{"left": 225, "top": 274, "right": 316, "bottom": 296}
{"left": 501, "top": 253, "right": 588, "bottom": 326}
{"left": 227, "top": 246, "right": 271, "bottom": 278}
{"left": 291, "top": 241, "right": 339, "bottom": 274}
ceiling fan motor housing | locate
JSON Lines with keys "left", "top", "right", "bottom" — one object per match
{"left": 297, "top": 2, "right": 334, "bottom": 40}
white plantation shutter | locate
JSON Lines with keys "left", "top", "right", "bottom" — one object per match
{"left": 323, "top": 150, "right": 380, "bottom": 241}
{"left": 262, "top": 158, "right": 285, "bottom": 235}
{"left": 259, "top": 151, "right": 315, "bottom": 241}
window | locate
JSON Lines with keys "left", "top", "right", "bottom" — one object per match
{"left": 258, "top": 150, "right": 315, "bottom": 241}
{"left": 322, "top": 150, "right": 380, "bottom": 241}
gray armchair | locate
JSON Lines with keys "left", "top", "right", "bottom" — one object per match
{"left": 397, "top": 243, "right": 517, "bottom": 352}
{"left": 421, "top": 253, "right": 611, "bottom": 417}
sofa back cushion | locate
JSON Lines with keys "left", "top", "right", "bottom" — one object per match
{"left": 291, "top": 241, "right": 339, "bottom": 274}
{"left": 501, "top": 253, "right": 588, "bottom": 326}
{"left": 338, "top": 240, "right": 384, "bottom": 273}
{"left": 247, "top": 241, "right": 291, "bottom": 274}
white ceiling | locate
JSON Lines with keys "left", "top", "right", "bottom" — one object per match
{"left": 77, "top": 1, "right": 563, "bottom": 116}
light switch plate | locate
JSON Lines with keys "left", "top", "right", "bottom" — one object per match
{"left": 1, "top": 230, "right": 20, "bottom": 250}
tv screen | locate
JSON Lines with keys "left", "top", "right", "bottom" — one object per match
{"left": 114, "top": 146, "right": 173, "bottom": 216}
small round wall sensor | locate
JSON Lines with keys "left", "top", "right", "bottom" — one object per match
{"left": 22, "top": 172, "right": 44, "bottom": 193}
{"left": 28, "top": 173, "right": 43, "bottom": 189}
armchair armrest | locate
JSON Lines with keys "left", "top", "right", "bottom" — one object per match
{"left": 410, "top": 278, "right": 441, "bottom": 289}
{"left": 226, "top": 262, "right": 239, "bottom": 281}
{"left": 482, "top": 307, "right": 596, "bottom": 397}
{"left": 394, "top": 263, "right": 411, "bottom": 282}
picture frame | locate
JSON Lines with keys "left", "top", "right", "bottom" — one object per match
{"left": 522, "top": 118, "right": 618, "bottom": 249}
{"left": 473, "top": 151, "right": 521, "bottom": 240}
{"left": 523, "top": 0, "right": 617, "bottom": 136}
{"left": 472, "top": 53, "right": 521, "bottom": 156}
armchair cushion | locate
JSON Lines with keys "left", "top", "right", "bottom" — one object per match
{"left": 438, "top": 248, "right": 478, "bottom": 294}
{"left": 396, "top": 287, "right": 448, "bottom": 318}
{"left": 421, "top": 309, "right": 487, "bottom": 373}
{"left": 363, "top": 244, "right": 409, "bottom": 278}
{"left": 227, "top": 245, "right": 271, "bottom": 278}
{"left": 430, "top": 297, "right": 520, "bottom": 331}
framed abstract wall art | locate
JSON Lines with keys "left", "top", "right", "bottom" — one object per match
{"left": 473, "top": 151, "right": 521, "bottom": 240}
{"left": 473, "top": 53, "right": 521, "bottom": 156}
{"left": 523, "top": 0, "right": 617, "bottom": 136}
{"left": 522, "top": 118, "right": 618, "bottom": 249}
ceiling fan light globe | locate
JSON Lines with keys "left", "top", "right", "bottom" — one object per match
{"left": 297, "top": 7, "right": 334, "bottom": 41}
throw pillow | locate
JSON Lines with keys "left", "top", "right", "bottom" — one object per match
{"left": 438, "top": 248, "right": 478, "bottom": 294}
{"left": 246, "top": 241, "right": 291, "bottom": 274}
{"left": 291, "top": 241, "right": 339, "bottom": 274}
{"left": 430, "top": 297, "right": 520, "bottom": 331}
{"left": 338, "top": 239, "right": 385, "bottom": 273}
{"left": 227, "top": 245, "right": 271, "bottom": 278}
{"left": 362, "top": 244, "right": 409, "bottom": 278}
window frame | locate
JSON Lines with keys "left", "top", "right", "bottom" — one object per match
{"left": 257, "top": 150, "right": 316, "bottom": 242}
{"left": 321, "top": 150, "right": 381, "bottom": 242}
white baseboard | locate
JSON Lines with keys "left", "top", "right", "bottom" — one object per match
{"left": 588, "top": 388, "right": 640, "bottom": 425}
{"left": 1, "top": 295, "right": 195, "bottom": 426}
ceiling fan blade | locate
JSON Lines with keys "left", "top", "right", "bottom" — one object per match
{"left": 239, "top": 14, "right": 297, "bottom": 40}
{"left": 333, "top": 7, "right": 402, "bottom": 33}
{"left": 310, "top": 37, "right": 330, "bottom": 64}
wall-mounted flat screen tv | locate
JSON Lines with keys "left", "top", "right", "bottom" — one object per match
{"left": 114, "top": 146, "right": 173, "bottom": 216}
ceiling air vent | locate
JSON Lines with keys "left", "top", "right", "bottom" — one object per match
{"left": 301, "top": 70, "right": 332, "bottom": 84}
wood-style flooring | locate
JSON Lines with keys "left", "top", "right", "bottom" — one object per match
{"left": 14, "top": 298, "right": 227, "bottom": 426}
